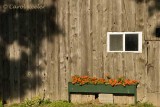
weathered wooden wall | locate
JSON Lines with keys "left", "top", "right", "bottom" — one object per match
{"left": 0, "top": 0, "right": 160, "bottom": 106}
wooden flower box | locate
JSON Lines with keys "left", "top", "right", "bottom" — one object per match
{"left": 68, "top": 82, "right": 137, "bottom": 104}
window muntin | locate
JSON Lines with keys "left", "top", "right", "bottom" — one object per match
{"left": 107, "top": 32, "right": 142, "bottom": 53}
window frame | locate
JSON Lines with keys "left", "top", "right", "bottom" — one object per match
{"left": 107, "top": 32, "right": 142, "bottom": 53}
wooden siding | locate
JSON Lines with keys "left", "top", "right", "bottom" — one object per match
{"left": 0, "top": 0, "right": 160, "bottom": 106}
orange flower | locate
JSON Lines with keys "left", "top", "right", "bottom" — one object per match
{"left": 71, "top": 75, "right": 139, "bottom": 86}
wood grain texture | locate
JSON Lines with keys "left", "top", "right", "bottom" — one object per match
{"left": 147, "top": 42, "right": 159, "bottom": 93}
{"left": 146, "top": 0, "right": 158, "bottom": 40}
{"left": 1, "top": 0, "right": 160, "bottom": 105}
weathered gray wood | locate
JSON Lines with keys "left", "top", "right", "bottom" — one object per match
{"left": 104, "top": 0, "right": 114, "bottom": 78}
{"left": 92, "top": 0, "right": 103, "bottom": 78}
{"left": 147, "top": 93, "right": 160, "bottom": 107}
{"left": 1, "top": 0, "right": 160, "bottom": 106}
{"left": 44, "top": 1, "right": 60, "bottom": 101}
{"left": 57, "top": 0, "right": 68, "bottom": 100}
{"left": 147, "top": 42, "right": 159, "bottom": 93}
{"left": 80, "top": 0, "right": 90, "bottom": 76}
{"left": 87, "top": 0, "right": 93, "bottom": 77}
{"left": 64, "top": 0, "right": 71, "bottom": 101}
{"left": 102, "top": 0, "right": 108, "bottom": 78}
{"left": 135, "top": 0, "right": 148, "bottom": 102}
{"left": 146, "top": 0, "right": 158, "bottom": 40}
{"left": 69, "top": 0, "right": 81, "bottom": 76}
{"left": 112, "top": 0, "right": 123, "bottom": 78}
{"left": 68, "top": 0, "right": 82, "bottom": 102}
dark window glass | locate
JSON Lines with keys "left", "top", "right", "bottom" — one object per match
{"left": 125, "top": 34, "right": 138, "bottom": 51}
{"left": 110, "top": 34, "right": 123, "bottom": 51}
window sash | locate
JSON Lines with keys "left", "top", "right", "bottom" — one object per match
{"left": 107, "top": 32, "right": 142, "bottom": 53}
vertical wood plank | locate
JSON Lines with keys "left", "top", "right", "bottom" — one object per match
{"left": 35, "top": 6, "right": 44, "bottom": 99}
{"left": 79, "top": 0, "right": 92, "bottom": 76}
{"left": 45, "top": 0, "right": 60, "bottom": 101}
{"left": 102, "top": 0, "right": 110, "bottom": 77}
{"left": 19, "top": 10, "right": 27, "bottom": 102}
{"left": 57, "top": 0, "right": 68, "bottom": 100}
{"left": 122, "top": 0, "right": 136, "bottom": 32}
{"left": 147, "top": 42, "right": 159, "bottom": 93}
{"left": 98, "top": 0, "right": 104, "bottom": 78}
{"left": 112, "top": 0, "right": 122, "bottom": 32}
{"left": 88, "top": 0, "right": 93, "bottom": 77}
{"left": 68, "top": 0, "right": 82, "bottom": 101}
{"left": 135, "top": 0, "right": 148, "bottom": 101}
{"left": 105, "top": 0, "right": 114, "bottom": 78}
{"left": 28, "top": 11, "right": 33, "bottom": 100}
{"left": 53, "top": 1, "right": 60, "bottom": 100}
{"left": 55, "top": 1, "right": 60, "bottom": 100}
{"left": 9, "top": 12, "right": 15, "bottom": 103}
{"left": 122, "top": 0, "right": 136, "bottom": 79}
{"left": 64, "top": 0, "right": 70, "bottom": 100}
{"left": 69, "top": 0, "right": 81, "bottom": 76}
{"left": 1, "top": 0, "right": 160, "bottom": 105}
{"left": 92, "top": 0, "right": 98, "bottom": 77}
{"left": 42, "top": 5, "right": 49, "bottom": 100}
{"left": 146, "top": 0, "right": 157, "bottom": 40}
{"left": 92, "top": 0, "right": 103, "bottom": 78}
{"left": 110, "top": 0, "right": 123, "bottom": 78}
{"left": 16, "top": 13, "right": 21, "bottom": 103}
{"left": 64, "top": 0, "right": 71, "bottom": 99}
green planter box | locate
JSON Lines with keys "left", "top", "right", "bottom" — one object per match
{"left": 68, "top": 82, "right": 137, "bottom": 104}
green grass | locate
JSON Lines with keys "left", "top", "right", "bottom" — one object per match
{"left": 74, "top": 102, "right": 155, "bottom": 107}
{"left": 4, "top": 98, "right": 155, "bottom": 107}
{"left": 134, "top": 102, "right": 155, "bottom": 107}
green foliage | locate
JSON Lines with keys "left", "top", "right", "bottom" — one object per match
{"left": 47, "top": 101, "right": 73, "bottom": 107}
{"left": 101, "top": 102, "right": 155, "bottom": 107}
{"left": 101, "top": 104, "right": 118, "bottom": 107}
{"left": 73, "top": 103, "right": 99, "bottom": 107}
{"left": 135, "top": 102, "right": 155, "bottom": 107}
{"left": 6, "top": 100, "right": 73, "bottom": 107}
{"left": 40, "top": 99, "right": 51, "bottom": 105}
{"left": 0, "top": 100, "right": 3, "bottom": 107}
{"left": 6, "top": 103, "right": 21, "bottom": 107}
{"left": 7, "top": 96, "right": 44, "bottom": 107}
{"left": 21, "top": 96, "right": 42, "bottom": 107}
{"left": 6, "top": 100, "right": 155, "bottom": 107}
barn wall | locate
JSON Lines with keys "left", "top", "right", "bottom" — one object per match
{"left": 0, "top": 0, "right": 160, "bottom": 106}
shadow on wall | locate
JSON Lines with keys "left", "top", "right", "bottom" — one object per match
{"left": 135, "top": 0, "right": 160, "bottom": 37}
{"left": 0, "top": 0, "right": 63, "bottom": 104}
{"left": 135, "top": 0, "right": 160, "bottom": 16}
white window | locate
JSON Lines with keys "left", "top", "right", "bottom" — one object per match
{"left": 107, "top": 32, "right": 142, "bottom": 53}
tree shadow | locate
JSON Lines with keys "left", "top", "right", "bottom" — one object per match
{"left": 135, "top": 0, "right": 160, "bottom": 16}
{"left": 0, "top": 0, "right": 63, "bottom": 104}
{"left": 134, "top": 0, "right": 160, "bottom": 38}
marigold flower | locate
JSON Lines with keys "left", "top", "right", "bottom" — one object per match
{"left": 71, "top": 75, "right": 139, "bottom": 86}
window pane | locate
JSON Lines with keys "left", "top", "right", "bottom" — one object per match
{"left": 110, "top": 34, "right": 123, "bottom": 51}
{"left": 125, "top": 34, "right": 138, "bottom": 51}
